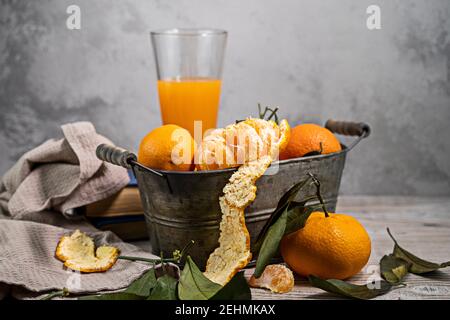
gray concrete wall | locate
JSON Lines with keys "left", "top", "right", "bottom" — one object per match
{"left": 1, "top": 0, "right": 449, "bottom": 195}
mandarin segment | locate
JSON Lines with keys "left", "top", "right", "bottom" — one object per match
{"left": 249, "top": 264, "right": 295, "bottom": 293}
{"left": 195, "top": 129, "right": 235, "bottom": 171}
{"left": 196, "top": 118, "right": 290, "bottom": 171}
{"left": 224, "top": 122, "right": 264, "bottom": 165}
{"left": 276, "top": 119, "right": 291, "bottom": 154}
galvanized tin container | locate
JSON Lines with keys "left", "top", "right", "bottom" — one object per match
{"left": 97, "top": 120, "right": 370, "bottom": 267}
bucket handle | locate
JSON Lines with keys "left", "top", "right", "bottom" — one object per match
{"left": 96, "top": 144, "right": 164, "bottom": 178}
{"left": 325, "top": 119, "right": 370, "bottom": 151}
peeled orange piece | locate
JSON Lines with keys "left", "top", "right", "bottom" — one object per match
{"left": 241, "top": 118, "right": 291, "bottom": 158}
{"left": 249, "top": 264, "right": 294, "bottom": 293}
{"left": 196, "top": 118, "right": 290, "bottom": 171}
{"left": 55, "top": 230, "right": 120, "bottom": 273}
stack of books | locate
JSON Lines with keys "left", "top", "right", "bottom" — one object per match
{"left": 80, "top": 172, "right": 148, "bottom": 241}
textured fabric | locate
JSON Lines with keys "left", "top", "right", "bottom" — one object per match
{"left": 0, "top": 122, "right": 155, "bottom": 299}
{"left": 0, "top": 121, "right": 130, "bottom": 219}
{"left": 0, "top": 219, "right": 156, "bottom": 297}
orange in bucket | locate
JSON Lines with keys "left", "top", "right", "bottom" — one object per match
{"left": 280, "top": 124, "right": 341, "bottom": 160}
{"left": 138, "top": 124, "right": 197, "bottom": 171}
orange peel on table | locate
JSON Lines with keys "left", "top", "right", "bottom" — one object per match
{"left": 203, "top": 118, "right": 290, "bottom": 286}
{"left": 55, "top": 230, "right": 120, "bottom": 273}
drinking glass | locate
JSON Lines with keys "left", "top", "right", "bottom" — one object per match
{"left": 150, "top": 28, "right": 227, "bottom": 138}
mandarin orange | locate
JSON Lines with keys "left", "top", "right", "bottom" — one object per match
{"left": 280, "top": 211, "right": 371, "bottom": 280}
{"left": 279, "top": 124, "right": 341, "bottom": 160}
{"left": 137, "top": 124, "right": 196, "bottom": 171}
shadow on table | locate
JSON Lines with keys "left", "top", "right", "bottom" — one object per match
{"left": 301, "top": 292, "right": 348, "bottom": 300}
{"left": 414, "top": 270, "right": 450, "bottom": 282}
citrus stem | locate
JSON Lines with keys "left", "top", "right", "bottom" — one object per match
{"left": 118, "top": 256, "right": 175, "bottom": 264}
{"left": 41, "top": 288, "right": 69, "bottom": 300}
{"left": 308, "top": 173, "right": 330, "bottom": 218}
{"left": 386, "top": 228, "right": 398, "bottom": 244}
{"left": 257, "top": 104, "right": 280, "bottom": 124}
{"left": 266, "top": 107, "right": 279, "bottom": 122}
{"left": 119, "top": 240, "right": 194, "bottom": 265}
{"left": 179, "top": 240, "right": 195, "bottom": 261}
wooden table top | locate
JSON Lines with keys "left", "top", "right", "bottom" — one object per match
{"left": 245, "top": 196, "right": 450, "bottom": 300}
{"left": 133, "top": 196, "right": 450, "bottom": 300}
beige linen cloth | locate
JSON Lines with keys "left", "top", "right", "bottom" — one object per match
{"left": 0, "top": 122, "right": 157, "bottom": 299}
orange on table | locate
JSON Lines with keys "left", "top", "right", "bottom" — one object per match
{"left": 157, "top": 77, "right": 221, "bottom": 137}
{"left": 280, "top": 211, "right": 371, "bottom": 280}
{"left": 137, "top": 124, "right": 196, "bottom": 171}
{"left": 279, "top": 123, "right": 341, "bottom": 160}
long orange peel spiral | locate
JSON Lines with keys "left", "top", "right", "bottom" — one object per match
{"left": 203, "top": 118, "right": 290, "bottom": 285}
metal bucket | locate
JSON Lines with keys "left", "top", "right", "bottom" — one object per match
{"left": 96, "top": 120, "right": 370, "bottom": 267}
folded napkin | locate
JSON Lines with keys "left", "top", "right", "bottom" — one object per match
{"left": 0, "top": 121, "right": 130, "bottom": 220}
{"left": 0, "top": 220, "right": 156, "bottom": 298}
{"left": 0, "top": 121, "right": 156, "bottom": 299}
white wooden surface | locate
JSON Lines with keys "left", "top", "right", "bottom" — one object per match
{"left": 245, "top": 196, "right": 450, "bottom": 300}
{"left": 134, "top": 196, "right": 450, "bottom": 300}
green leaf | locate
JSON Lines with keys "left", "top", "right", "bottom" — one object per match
{"left": 178, "top": 256, "right": 222, "bottom": 300}
{"left": 380, "top": 254, "right": 410, "bottom": 284}
{"left": 253, "top": 198, "right": 318, "bottom": 278}
{"left": 253, "top": 178, "right": 312, "bottom": 253}
{"left": 274, "top": 179, "right": 310, "bottom": 210}
{"left": 284, "top": 203, "right": 316, "bottom": 235}
{"left": 387, "top": 228, "right": 450, "bottom": 274}
{"left": 79, "top": 292, "right": 144, "bottom": 300}
{"left": 308, "top": 275, "right": 392, "bottom": 300}
{"left": 147, "top": 275, "right": 178, "bottom": 300}
{"left": 211, "top": 272, "right": 251, "bottom": 300}
{"left": 79, "top": 269, "right": 158, "bottom": 300}
{"left": 124, "top": 269, "right": 157, "bottom": 297}
{"left": 254, "top": 207, "right": 288, "bottom": 278}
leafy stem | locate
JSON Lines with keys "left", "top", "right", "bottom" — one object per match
{"left": 308, "top": 173, "right": 330, "bottom": 217}
{"left": 119, "top": 240, "right": 195, "bottom": 265}
{"left": 176, "top": 240, "right": 195, "bottom": 263}
{"left": 386, "top": 227, "right": 397, "bottom": 244}
{"left": 258, "top": 104, "right": 280, "bottom": 124}
{"left": 118, "top": 256, "right": 170, "bottom": 264}
{"left": 41, "top": 288, "right": 70, "bottom": 300}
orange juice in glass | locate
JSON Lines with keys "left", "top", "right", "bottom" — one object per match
{"left": 157, "top": 77, "right": 221, "bottom": 136}
{"left": 151, "top": 29, "right": 227, "bottom": 137}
